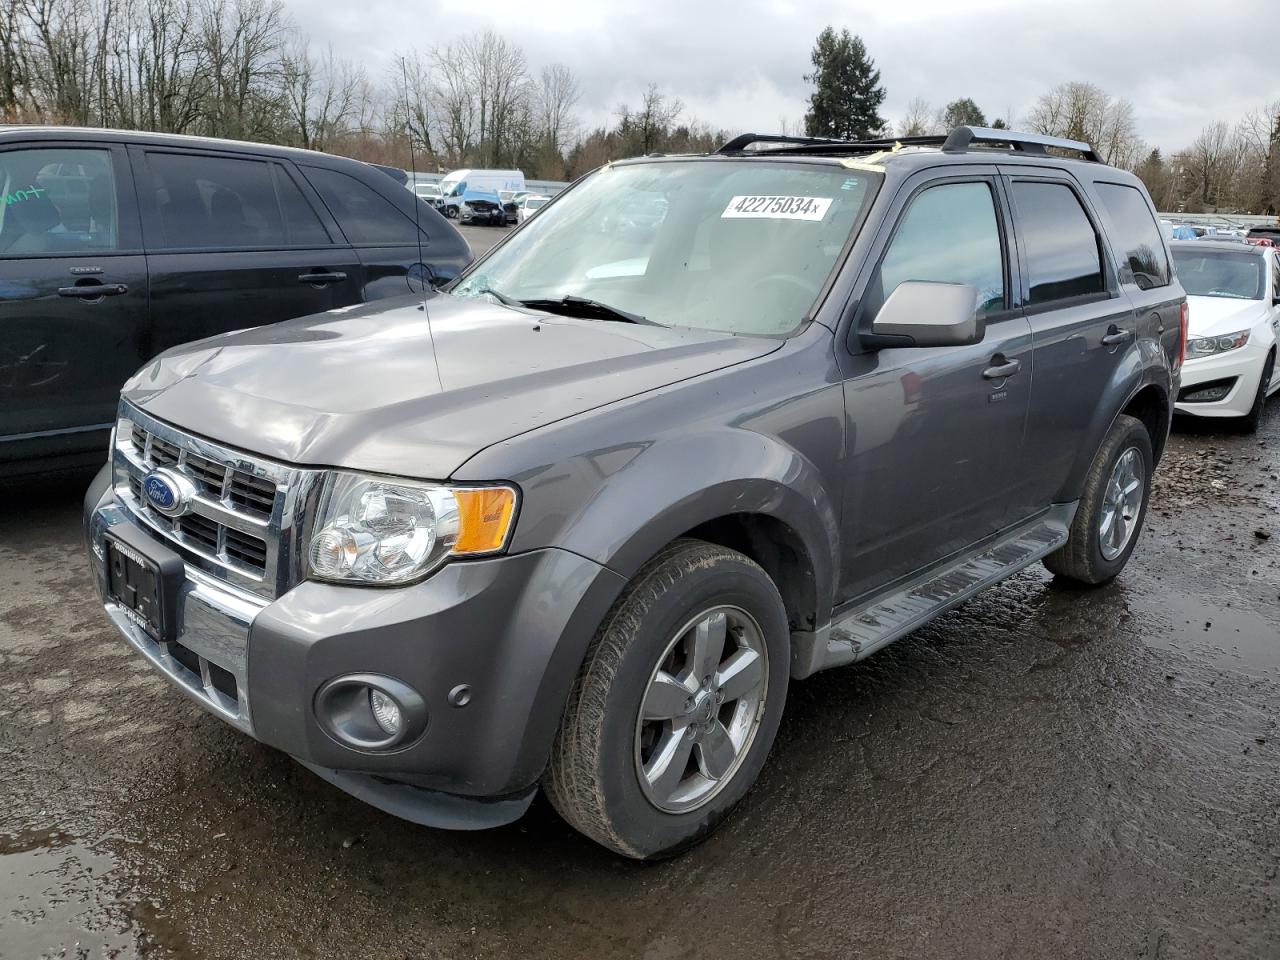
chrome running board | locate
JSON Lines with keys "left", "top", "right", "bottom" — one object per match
{"left": 792, "top": 503, "right": 1076, "bottom": 678}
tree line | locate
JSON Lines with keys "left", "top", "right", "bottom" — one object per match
{"left": 0, "top": 0, "right": 726, "bottom": 179}
{"left": 802, "top": 28, "right": 1280, "bottom": 216}
{"left": 4, "top": 3, "right": 1278, "bottom": 214}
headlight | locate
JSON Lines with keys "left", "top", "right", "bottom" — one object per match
{"left": 307, "top": 473, "right": 517, "bottom": 585}
{"left": 1187, "top": 329, "right": 1250, "bottom": 358}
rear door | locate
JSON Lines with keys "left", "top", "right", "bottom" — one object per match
{"left": 1002, "top": 169, "right": 1136, "bottom": 507}
{"left": 0, "top": 141, "right": 148, "bottom": 462}
{"left": 132, "top": 147, "right": 363, "bottom": 354}
{"left": 1091, "top": 178, "right": 1184, "bottom": 382}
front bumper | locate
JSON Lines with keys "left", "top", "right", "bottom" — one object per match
{"left": 1174, "top": 342, "right": 1269, "bottom": 418}
{"left": 84, "top": 469, "right": 627, "bottom": 828}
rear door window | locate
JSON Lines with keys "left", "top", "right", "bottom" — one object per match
{"left": 143, "top": 152, "right": 281, "bottom": 249}
{"left": 271, "top": 166, "right": 331, "bottom": 246}
{"left": 1010, "top": 181, "right": 1105, "bottom": 306}
{"left": 0, "top": 147, "right": 118, "bottom": 255}
{"left": 1094, "top": 182, "right": 1170, "bottom": 289}
{"left": 302, "top": 167, "right": 418, "bottom": 245}
{"left": 871, "top": 180, "right": 1006, "bottom": 318}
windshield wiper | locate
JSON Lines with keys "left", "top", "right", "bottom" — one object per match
{"left": 519, "top": 294, "right": 654, "bottom": 325}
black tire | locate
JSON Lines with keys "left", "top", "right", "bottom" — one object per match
{"left": 1241, "top": 350, "right": 1275, "bottom": 435}
{"left": 1043, "top": 413, "right": 1153, "bottom": 585}
{"left": 544, "top": 539, "right": 789, "bottom": 860}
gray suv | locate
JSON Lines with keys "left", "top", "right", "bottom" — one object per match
{"left": 83, "top": 127, "right": 1185, "bottom": 859}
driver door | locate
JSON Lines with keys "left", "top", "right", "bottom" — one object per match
{"left": 836, "top": 171, "right": 1034, "bottom": 602}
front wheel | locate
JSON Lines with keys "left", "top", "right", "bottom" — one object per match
{"left": 545, "top": 539, "right": 789, "bottom": 859}
{"left": 1241, "top": 349, "right": 1275, "bottom": 434}
{"left": 1043, "top": 413, "right": 1153, "bottom": 585}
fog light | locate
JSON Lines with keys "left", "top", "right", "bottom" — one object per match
{"left": 314, "top": 673, "right": 428, "bottom": 752}
{"left": 1182, "top": 380, "right": 1235, "bottom": 403}
{"left": 369, "top": 688, "right": 404, "bottom": 736}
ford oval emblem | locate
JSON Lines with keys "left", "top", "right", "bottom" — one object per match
{"left": 142, "top": 468, "right": 195, "bottom": 518}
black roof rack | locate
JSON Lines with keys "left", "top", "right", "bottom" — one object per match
{"left": 715, "top": 132, "right": 945, "bottom": 156}
{"left": 942, "top": 126, "right": 1101, "bottom": 162}
{"left": 714, "top": 126, "right": 1102, "bottom": 163}
{"left": 715, "top": 133, "right": 850, "bottom": 154}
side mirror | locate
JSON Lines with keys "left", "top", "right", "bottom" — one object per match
{"left": 865, "top": 281, "right": 985, "bottom": 349}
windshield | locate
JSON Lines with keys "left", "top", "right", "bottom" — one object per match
{"left": 451, "top": 159, "right": 878, "bottom": 335}
{"left": 1172, "top": 248, "right": 1265, "bottom": 300}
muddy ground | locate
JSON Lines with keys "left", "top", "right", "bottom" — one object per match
{"left": 2, "top": 226, "right": 1277, "bottom": 959}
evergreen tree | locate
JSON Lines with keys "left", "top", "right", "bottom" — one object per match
{"left": 803, "top": 27, "right": 886, "bottom": 141}
{"left": 942, "top": 97, "right": 986, "bottom": 130}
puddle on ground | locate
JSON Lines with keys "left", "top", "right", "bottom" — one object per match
{"left": 0, "top": 826, "right": 139, "bottom": 959}
{"left": 1130, "top": 590, "right": 1280, "bottom": 676}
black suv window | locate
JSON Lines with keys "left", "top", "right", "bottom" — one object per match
{"left": 872, "top": 181, "right": 1005, "bottom": 317}
{"left": 0, "top": 147, "right": 118, "bottom": 256}
{"left": 1011, "top": 181, "right": 1105, "bottom": 306}
{"left": 303, "top": 167, "right": 418, "bottom": 245}
{"left": 272, "top": 166, "right": 331, "bottom": 246}
{"left": 143, "top": 152, "right": 323, "bottom": 250}
{"left": 1095, "top": 182, "right": 1170, "bottom": 289}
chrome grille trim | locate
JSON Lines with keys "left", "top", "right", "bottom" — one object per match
{"left": 112, "top": 402, "right": 324, "bottom": 600}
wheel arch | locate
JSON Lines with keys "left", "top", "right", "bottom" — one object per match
{"left": 682, "top": 512, "right": 821, "bottom": 638}
{"left": 1120, "top": 382, "right": 1171, "bottom": 466}
{"left": 1059, "top": 361, "right": 1171, "bottom": 502}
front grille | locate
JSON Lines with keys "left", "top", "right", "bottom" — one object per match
{"left": 113, "top": 405, "right": 320, "bottom": 599}
{"left": 130, "top": 423, "right": 277, "bottom": 512}
{"left": 228, "top": 474, "right": 276, "bottom": 518}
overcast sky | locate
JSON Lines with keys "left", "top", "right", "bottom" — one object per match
{"left": 302, "top": 0, "right": 1278, "bottom": 152}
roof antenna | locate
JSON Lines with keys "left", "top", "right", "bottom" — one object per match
{"left": 402, "top": 55, "right": 444, "bottom": 392}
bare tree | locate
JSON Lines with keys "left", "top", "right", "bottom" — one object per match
{"left": 283, "top": 40, "right": 364, "bottom": 151}
{"left": 1026, "top": 81, "right": 1143, "bottom": 167}
{"left": 897, "top": 97, "right": 940, "bottom": 137}
{"left": 617, "top": 84, "right": 681, "bottom": 155}
{"left": 199, "top": 0, "right": 289, "bottom": 140}
{"left": 536, "top": 63, "right": 579, "bottom": 154}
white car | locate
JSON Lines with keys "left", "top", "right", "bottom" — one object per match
{"left": 1171, "top": 240, "right": 1280, "bottom": 431}
{"left": 517, "top": 195, "right": 550, "bottom": 222}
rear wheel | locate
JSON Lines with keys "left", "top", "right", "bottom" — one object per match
{"left": 545, "top": 539, "right": 789, "bottom": 859}
{"left": 1241, "top": 349, "right": 1275, "bottom": 435}
{"left": 1043, "top": 414, "right": 1153, "bottom": 585}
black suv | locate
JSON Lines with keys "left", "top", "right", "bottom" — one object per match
{"left": 0, "top": 127, "right": 470, "bottom": 477}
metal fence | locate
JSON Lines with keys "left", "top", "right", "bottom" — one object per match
{"left": 1158, "top": 212, "right": 1279, "bottom": 228}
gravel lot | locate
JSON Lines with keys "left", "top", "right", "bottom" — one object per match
{"left": 2, "top": 222, "right": 1277, "bottom": 959}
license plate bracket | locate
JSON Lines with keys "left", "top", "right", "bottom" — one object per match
{"left": 104, "top": 524, "right": 185, "bottom": 643}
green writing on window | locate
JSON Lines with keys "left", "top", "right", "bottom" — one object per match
{"left": 3, "top": 186, "right": 47, "bottom": 205}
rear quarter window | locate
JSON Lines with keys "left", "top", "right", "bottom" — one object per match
{"left": 305, "top": 166, "right": 418, "bottom": 245}
{"left": 1095, "top": 182, "right": 1171, "bottom": 289}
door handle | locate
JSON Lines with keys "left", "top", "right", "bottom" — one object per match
{"left": 982, "top": 356, "right": 1021, "bottom": 380}
{"left": 57, "top": 283, "right": 128, "bottom": 298}
{"left": 1102, "top": 326, "right": 1133, "bottom": 347}
{"left": 298, "top": 271, "right": 347, "bottom": 285}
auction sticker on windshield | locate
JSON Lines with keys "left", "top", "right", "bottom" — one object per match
{"left": 722, "top": 196, "right": 832, "bottom": 221}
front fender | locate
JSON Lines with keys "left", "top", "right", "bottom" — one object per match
{"left": 502, "top": 428, "right": 840, "bottom": 627}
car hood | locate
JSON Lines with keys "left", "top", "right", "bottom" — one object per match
{"left": 123, "top": 295, "right": 779, "bottom": 478}
{"left": 1185, "top": 296, "right": 1267, "bottom": 337}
